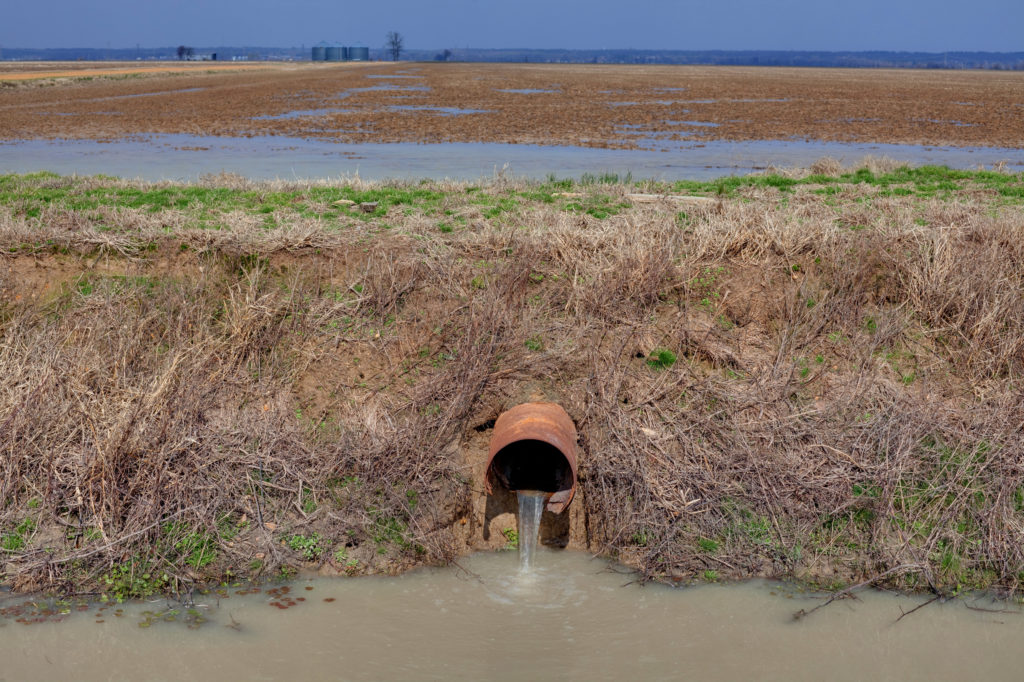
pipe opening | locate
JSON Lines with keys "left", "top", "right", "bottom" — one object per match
{"left": 488, "top": 439, "right": 573, "bottom": 494}
{"left": 485, "top": 402, "right": 578, "bottom": 514}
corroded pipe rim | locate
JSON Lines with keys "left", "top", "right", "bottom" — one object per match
{"left": 485, "top": 402, "right": 578, "bottom": 514}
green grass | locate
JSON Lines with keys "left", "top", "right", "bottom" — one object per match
{"left": 647, "top": 165, "right": 1024, "bottom": 200}
{"left": 1, "top": 518, "right": 36, "bottom": 551}
{"left": 647, "top": 348, "right": 677, "bottom": 370}
{"left": 0, "top": 174, "right": 449, "bottom": 226}
{"left": 162, "top": 522, "right": 218, "bottom": 569}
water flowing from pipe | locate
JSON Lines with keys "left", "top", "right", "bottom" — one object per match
{"left": 516, "top": 490, "right": 546, "bottom": 572}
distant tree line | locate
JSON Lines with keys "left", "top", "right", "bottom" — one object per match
{"left": 417, "top": 48, "right": 1024, "bottom": 70}
{"left": 3, "top": 46, "right": 1024, "bottom": 70}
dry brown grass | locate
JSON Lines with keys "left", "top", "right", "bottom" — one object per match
{"left": 1, "top": 166, "right": 1023, "bottom": 597}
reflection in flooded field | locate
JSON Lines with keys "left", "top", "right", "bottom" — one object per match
{"left": 1, "top": 133, "right": 1020, "bottom": 182}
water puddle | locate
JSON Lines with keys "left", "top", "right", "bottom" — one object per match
{"left": 496, "top": 88, "right": 559, "bottom": 94}
{"left": 668, "top": 120, "right": 721, "bottom": 128}
{"left": 1, "top": 551, "right": 1022, "bottom": 681}
{"left": 84, "top": 87, "right": 207, "bottom": 104}
{"left": 1, "top": 134, "right": 1021, "bottom": 182}
{"left": 342, "top": 84, "right": 431, "bottom": 94}
{"left": 365, "top": 74, "right": 423, "bottom": 79}
{"left": 251, "top": 108, "right": 355, "bottom": 120}
{"left": 916, "top": 119, "right": 980, "bottom": 127}
{"left": 386, "top": 105, "right": 491, "bottom": 116}
{"left": 609, "top": 100, "right": 688, "bottom": 107}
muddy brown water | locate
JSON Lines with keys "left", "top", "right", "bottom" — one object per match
{"left": 1, "top": 134, "right": 1023, "bottom": 182}
{"left": 2, "top": 552, "right": 1022, "bottom": 681}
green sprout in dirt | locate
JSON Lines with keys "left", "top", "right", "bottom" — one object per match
{"left": 647, "top": 348, "right": 677, "bottom": 370}
{"left": 101, "top": 557, "right": 169, "bottom": 602}
{"left": 287, "top": 533, "right": 326, "bottom": 561}
{"left": 502, "top": 527, "right": 519, "bottom": 550}
{"left": 1, "top": 518, "right": 36, "bottom": 551}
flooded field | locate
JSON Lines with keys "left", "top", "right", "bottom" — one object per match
{"left": 2, "top": 552, "right": 1023, "bottom": 681}
{"left": 2, "top": 62, "right": 1022, "bottom": 181}
{"left": 2, "top": 134, "right": 1021, "bottom": 181}
{"left": 2, "top": 62, "right": 1023, "bottom": 150}
{"left": 2, "top": 62, "right": 1021, "bottom": 181}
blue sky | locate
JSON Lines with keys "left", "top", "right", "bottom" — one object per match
{"left": 2, "top": 0, "right": 1021, "bottom": 52}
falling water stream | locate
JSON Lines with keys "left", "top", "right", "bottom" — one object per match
{"left": 516, "top": 490, "right": 547, "bottom": 571}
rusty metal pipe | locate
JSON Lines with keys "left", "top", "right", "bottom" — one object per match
{"left": 485, "top": 402, "right": 578, "bottom": 514}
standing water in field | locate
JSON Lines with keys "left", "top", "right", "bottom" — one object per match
{"left": 517, "top": 490, "right": 547, "bottom": 571}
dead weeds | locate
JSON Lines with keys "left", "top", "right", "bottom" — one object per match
{"left": 1, "top": 165, "right": 1023, "bottom": 598}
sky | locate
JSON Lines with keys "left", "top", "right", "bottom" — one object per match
{"left": 1, "top": 0, "right": 1022, "bottom": 52}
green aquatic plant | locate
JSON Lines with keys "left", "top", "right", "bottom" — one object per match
{"left": 101, "top": 558, "right": 169, "bottom": 602}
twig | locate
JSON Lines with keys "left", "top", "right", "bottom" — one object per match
{"left": 895, "top": 594, "right": 940, "bottom": 623}
{"left": 793, "top": 564, "right": 921, "bottom": 620}
{"left": 49, "top": 506, "right": 198, "bottom": 564}
{"left": 965, "top": 603, "right": 1020, "bottom": 615}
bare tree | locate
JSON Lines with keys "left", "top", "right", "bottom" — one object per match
{"left": 177, "top": 45, "right": 187, "bottom": 60}
{"left": 385, "top": 32, "right": 404, "bottom": 62}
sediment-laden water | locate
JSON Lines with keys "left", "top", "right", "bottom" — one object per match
{"left": 1, "top": 134, "right": 1021, "bottom": 182}
{"left": 1, "top": 551, "right": 1022, "bottom": 681}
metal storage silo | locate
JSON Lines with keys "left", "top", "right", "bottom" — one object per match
{"left": 348, "top": 46, "right": 369, "bottom": 61}
{"left": 325, "top": 46, "right": 343, "bottom": 62}
{"left": 311, "top": 46, "right": 326, "bottom": 61}
{"left": 341, "top": 47, "right": 350, "bottom": 61}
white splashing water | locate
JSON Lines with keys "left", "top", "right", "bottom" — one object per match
{"left": 516, "top": 490, "right": 546, "bottom": 572}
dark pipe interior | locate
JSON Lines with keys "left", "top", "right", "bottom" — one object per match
{"left": 489, "top": 439, "right": 572, "bottom": 493}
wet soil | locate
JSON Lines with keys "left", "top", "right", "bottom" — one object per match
{"left": 1, "top": 62, "right": 1022, "bottom": 149}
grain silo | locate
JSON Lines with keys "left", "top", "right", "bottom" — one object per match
{"left": 311, "top": 46, "right": 326, "bottom": 61}
{"left": 348, "top": 46, "right": 369, "bottom": 61}
{"left": 325, "top": 46, "right": 343, "bottom": 62}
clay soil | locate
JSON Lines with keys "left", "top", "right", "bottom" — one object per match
{"left": 1, "top": 61, "right": 1023, "bottom": 149}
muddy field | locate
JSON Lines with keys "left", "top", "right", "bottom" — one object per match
{"left": 1, "top": 62, "right": 1022, "bottom": 149}
{"left": 0, "top": 61, "right": 275, "bottom": 80}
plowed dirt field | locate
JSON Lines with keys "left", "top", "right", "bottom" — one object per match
{"left": 1, "top": 61, "right": 1022, "bottom": 149}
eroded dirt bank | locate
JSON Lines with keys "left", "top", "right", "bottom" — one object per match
{"left": 2, "top": 62, "right": 1023, "bottom": 149}
{"left": 1, "top": 165, "right": 1023, "bottom": 600}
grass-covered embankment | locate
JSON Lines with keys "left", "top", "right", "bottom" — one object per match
{"left": 1, "top": 160, "right": 1023, "bottom": 600}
